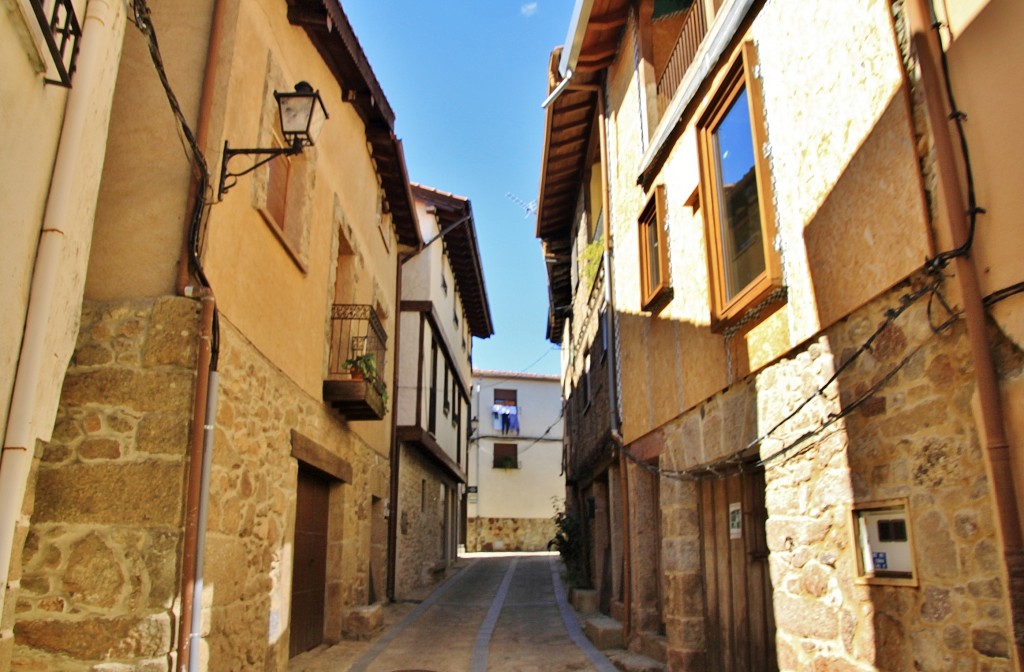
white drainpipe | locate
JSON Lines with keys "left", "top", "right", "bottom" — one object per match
{"left": 0, "top": 0, "right": 126, "bottom": 623}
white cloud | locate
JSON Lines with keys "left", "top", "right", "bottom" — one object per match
{"left": 521, "top": 3, "right": 538, "bottom": 17}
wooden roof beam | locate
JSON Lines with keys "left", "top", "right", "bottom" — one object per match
{"left": 588, "top": 12, "right": 628, "bottom": 30}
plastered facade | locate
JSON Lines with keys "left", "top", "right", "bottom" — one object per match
{"left": 468, "top": 372, "right": 564, "bottom": 554}
{"left": 5, "top": 0, "right": 415, "bottom": 669}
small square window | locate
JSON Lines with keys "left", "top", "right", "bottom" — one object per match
{"left": 852, "top": 499, "right": 917, "bottom": 586}
{"left": 493, "top": 443, "right": 518, "bottom": 469}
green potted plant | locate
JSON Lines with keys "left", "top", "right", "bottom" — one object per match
{"left": 341, "top": 353, "right": 388, "bottom": 411}
{"left": 342, "top": 353, "right": 377, "bottom": 382}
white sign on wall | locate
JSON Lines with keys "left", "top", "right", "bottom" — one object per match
{"left": 729, "top": 502, "right": 742, "bottom": 539}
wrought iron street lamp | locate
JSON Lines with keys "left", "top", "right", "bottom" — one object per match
{"left": 218, "top": 81, "right": 328, "bottom": 198}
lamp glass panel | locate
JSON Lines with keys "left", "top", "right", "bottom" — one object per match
{"left": 306, "top": 100, "right": 327, "bottom": 144}
{"left": 278, "top": 94, "right": 315, "bottom": 140}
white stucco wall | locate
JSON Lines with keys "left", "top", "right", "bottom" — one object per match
{"left": 469, "top": 371, "right": 564, "bottom": 520}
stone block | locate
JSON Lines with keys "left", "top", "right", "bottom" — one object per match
{"left": 204, "top": 536, "right": 248, "bottom": 606}
{"left": 143, "top": 530, "right": 181, "bottom": 607}
{"left": 142, "top": 298, "right": 200, "bottom": 367}
{"left": 61, "top": 368, "right": 195, "bottom": 413}
{"left": 14, "top": 612, "right": 172, "bottom": 659}
{"left": 971, "top": 628, "right": 1010, "bottom": 659}
{"left": 774, "top": 593, "right": 839, "bottom": 641}
{"left": 32, "top": 462, "right": 183, "bottom": 526}
{"left": 63, "top": 533, "right": 124, "bottom": 609}
{"left": 584, "top": 614, "right": 623, "bottom": 650}
{"left": 342, "top": 604, "right": 383, "bottom": 641}
{"left": 571, "top": 588, "right": 598, "bottom": 613}
{"left": 137, "top": 413, "right": 190, "bottom": 456}
{"left": 634, "top": 630, "right": 668, "bottom": 663}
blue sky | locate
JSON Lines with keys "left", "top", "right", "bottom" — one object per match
{"left": 342, "top": 1, "right": 573, "bottom": 376}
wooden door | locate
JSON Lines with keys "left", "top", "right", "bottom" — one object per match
{"left": 700, "top": 468, "right": 776, "bottom": 672}
{"left": 290, "top": 467, "right": 330, "bottom": 657}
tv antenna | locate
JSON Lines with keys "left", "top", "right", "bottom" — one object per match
{"left": 506, "top": 192, "right": 537, "bottom": 218}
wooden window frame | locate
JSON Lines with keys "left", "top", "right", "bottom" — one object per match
{"left": 493, "top": 389, "right": 517, "bottom": 407}
{"left": 581, "top": 348, "right": 592, "bottom": 412}
{"left": 443, "top": 364, "right": 450, "bottom": 417}
{"left": 253, "top": 63, "right": 314, "bottom": 273}
{"left": 638, "top": 184, "right": 670, "bottom": 310}
{"left": 264, "top": 135, "right": 292, "bottom": 231}
{"left": 493, "top": 443, "right": 519, "bottom": 469}
{"left": 697, "top": 42, "right": 781, "bottom": 329}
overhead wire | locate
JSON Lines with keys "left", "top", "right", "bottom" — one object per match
{"left": 476, "top": 347, "right": 561, "bottom": 389}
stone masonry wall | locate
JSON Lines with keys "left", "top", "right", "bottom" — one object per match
{"left": 206, "top": 316, "right": 389, "bottom": 672}
{"left": 395, "top": 445, "right": 449, "bottom": 599}
{"left": 652, "top": 275, "right": 1016, "bottom": 670}
{"left": 14, "top": 297, "right": 199, "bottom": 672}
{"left": 12, "top": 297, "right": 391, "bottom": 672}
{"left": 466, "top": 517, "right": 556, "bottom": 553}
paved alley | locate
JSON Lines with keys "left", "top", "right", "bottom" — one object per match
{"left": 290, "top": 553, "right": 618, "bottom": 672}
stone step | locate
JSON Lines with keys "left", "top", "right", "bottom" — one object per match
{"left": 605, "top": 649, "right": 668, "bottom": 672}
{"left": 342, "top": 603, "right": 384, "bottom": 641}
{"left": 570, "top": 587, "right": 599, "bottom": 613}
{"left": 634, "top": 630, "right": 668, "bottom": 664}
{"left": 584, "top": 614, "right": 624, "bottom": 650}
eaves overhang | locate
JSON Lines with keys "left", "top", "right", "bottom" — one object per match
{"left": 396, "top": 426, "right": 467, "bottom": 484}
{"left": 411, "top": 184, "right": 494, "bottom": 339}
{"left": 537, "top": 0, "right": 628, "bottom": 344}
{"left": 559, "top": 0, "right": 630, "bottom": 76}
{"left": 287, "top": 0, "right": 421, "bottom": 249}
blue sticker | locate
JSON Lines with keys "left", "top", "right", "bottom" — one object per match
{"left": 872, "top": 552, "right": 888, "bottom": 570}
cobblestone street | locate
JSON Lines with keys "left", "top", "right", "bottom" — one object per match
{"left": 289, "top": 553, "right": 619, "bottom": 672}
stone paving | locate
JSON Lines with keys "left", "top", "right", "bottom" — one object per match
{"left": 289, "top": 552, "right": 618, "bottom": 672}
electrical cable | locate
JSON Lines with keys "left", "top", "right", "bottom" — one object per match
{"left": 129, "top": 0, "right": 220, "bottom": 367}
{"left": 615, "top": 271, "right": 1023, "bottom": 484}
{"left": 922, "top": 0, "right": 985, "bottom": 272}
{"left": 476, "top": 347, "right": 561, "bottom": 389}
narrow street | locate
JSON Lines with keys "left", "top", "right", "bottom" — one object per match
{"left": 290, "top": 553, "right": 619, "bottom": 672}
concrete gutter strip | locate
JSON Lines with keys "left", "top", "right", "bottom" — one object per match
{"left": 548, "top": 556, "right": 620, "bottom": 672}
{"left": 469, "top": 558, "right": 519, "bottom": 672}
{"left": 348, "top": 559, "right": 479, "bottom": 672}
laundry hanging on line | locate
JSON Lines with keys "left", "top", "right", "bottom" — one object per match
{"left": 491, "top": 404, "right": 520, "bottom": 435}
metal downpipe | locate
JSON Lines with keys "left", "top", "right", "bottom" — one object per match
{"left": 907, "top": 0, "right": 1024, "bottom": 661}
{"left": 0, "top": 0, "right": 126, "bottom": 628}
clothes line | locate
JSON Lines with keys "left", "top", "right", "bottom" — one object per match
{"left": 491, "top": 404, "right": 520, "bottom": 435}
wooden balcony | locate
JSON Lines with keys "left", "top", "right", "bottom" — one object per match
{"left": 656, "top": 0, "right": 710, "bottom": 112}
{"left": 323, "top": 304, "right": 388, "bottom": 421}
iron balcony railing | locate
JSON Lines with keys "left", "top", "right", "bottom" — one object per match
{"left": 656, "top": 0, "right": 709, "bottom": 113}
{"left": 327, "top": 304, "right": 387, "bottom": 398}
{"left": 30, "top": 0, "right": 82, "bottom": 87}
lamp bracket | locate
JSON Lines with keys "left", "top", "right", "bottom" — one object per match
{"left": 218, "top": 139, "right": 303, "bottom": 199}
